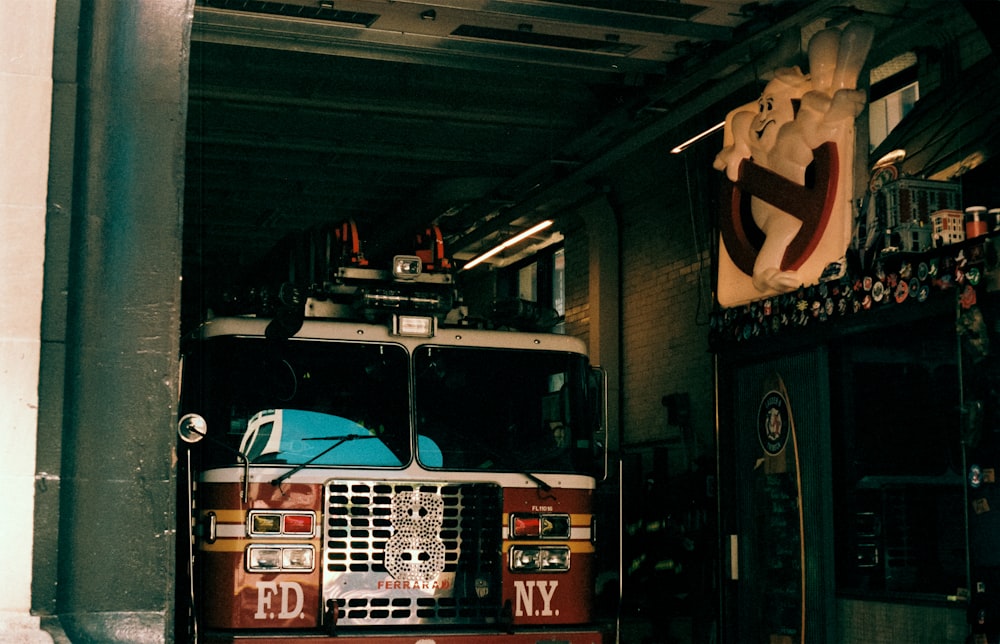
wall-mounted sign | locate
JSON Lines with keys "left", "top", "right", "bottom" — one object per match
{"left": 714, "top": 22, "right": 875, "bottom": 307}
{"left": 758, "top": 389, "right": 790, "bottom": 456}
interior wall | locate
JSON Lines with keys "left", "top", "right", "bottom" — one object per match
{"left": 34, "top": 0, "right": 79, "bottom": 621}
{"left": 612, "top": 136, "right": 717, "bottom": 474}
{"left": 600, "top": 115, "right": 721, "bottom": 642}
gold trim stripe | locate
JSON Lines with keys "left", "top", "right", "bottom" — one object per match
{"left": 204, "top": 509, "right": 244, "bottom": 523}
{"left": 200, "top": 537, "right": 321, "bottom": 553}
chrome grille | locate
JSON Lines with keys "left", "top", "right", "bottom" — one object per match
{"left": 323, "top": 481, "right": 503, "bottom": 626}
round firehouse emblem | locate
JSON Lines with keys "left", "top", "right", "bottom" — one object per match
{"left": 758, "top": 389, "right": 790, "bottom": 456}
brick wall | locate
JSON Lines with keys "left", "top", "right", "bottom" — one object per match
{"left": 618, "top": 174, "right": 715, "bottom": 473}
{"left": 574, "top": 141, "right": 719, "bottom": 477}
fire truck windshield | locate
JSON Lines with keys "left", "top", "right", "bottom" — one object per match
{"left": 414, "top": 345, "right": 596, "bottom": 476}
{"left": 181, "top": 336, "right": 597, "bottom": 476}
{"left": 181, "top": 336, "right": 412, "bottom": 469}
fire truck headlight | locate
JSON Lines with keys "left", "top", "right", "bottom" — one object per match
{"left": 542, "top": 547, "right": 570, "bottom": 570}
{"left": 247, "top": 545, "right": 316, "bottom": 572}
{"left": 511, "top": 548, "right": 537, "bottom": 571}
{"left": 282, "top": 546, "right": 315, "bottom": 570}
{"left": 247, "top": 546, "right": 282, "bottom": 571}
{"left": 392, "top": 255, "right": 422, "bottom": 279}
{"left": 509, "top": 545, "right": 570, "bottom": 572}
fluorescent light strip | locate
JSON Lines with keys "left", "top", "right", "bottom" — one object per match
{"left": 463, "top": 220, "right": 554, "bottom": 270}
{"left": 670, "top": 120, "right": 725, "bottom": 154}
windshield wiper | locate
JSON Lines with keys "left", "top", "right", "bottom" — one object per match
{"left": 524, "top": 471, "right": 552, "bottom": 491}
{"left": 270, "top": 434, "right": 377, "bottom": 486}
{"left": 478, "top": 445, "right": 555, "bottom": 491}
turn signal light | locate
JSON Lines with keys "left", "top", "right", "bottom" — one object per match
{"left": 510, "top": 513, "right": 570, "bottom": 539}
{"left": 249, "top": 511, "right": 316, "bottom": 537}
{"left": 251, "top": 513, "right": 281, "bottom": 534}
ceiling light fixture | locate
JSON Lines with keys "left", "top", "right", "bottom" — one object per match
{"left": 670, "top": 120, "right": 725, "bottom": 154}
{"left": 463, "top": 220, "right": 554, "bottom": 270}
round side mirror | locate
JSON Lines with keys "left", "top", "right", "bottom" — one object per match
{"left": 178, "top": 413, "right": 208, "bottom": 444}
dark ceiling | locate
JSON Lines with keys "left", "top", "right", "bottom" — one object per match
{"left": 183, "top": 0, "right": 965, "bottom": 305}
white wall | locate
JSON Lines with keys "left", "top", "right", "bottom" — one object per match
{"left": 0, "top": 1, "right": 56, "bottom": 641}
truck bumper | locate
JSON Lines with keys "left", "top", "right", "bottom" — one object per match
{"left": 200, "top": 629, "right": 608, "bottom": 644}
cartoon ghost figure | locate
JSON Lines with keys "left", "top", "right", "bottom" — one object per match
{"left": 714, "top": 23, "right": 875, "bottom": 305}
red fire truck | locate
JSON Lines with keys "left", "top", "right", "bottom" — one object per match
{"left": 176, "top": 227, "right": 609, "bottom": 643}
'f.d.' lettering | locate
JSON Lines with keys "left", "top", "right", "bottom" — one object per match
{"left": 254, "top": 581, "right": 304, "bottom": 620}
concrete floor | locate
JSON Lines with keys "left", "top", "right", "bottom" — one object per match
{"left": 613, "top": 615, "right": 700, "bottom": 644}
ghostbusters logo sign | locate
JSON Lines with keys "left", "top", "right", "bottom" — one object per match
{"left": 714, "top": 22, "right": 875, "bottom": 307}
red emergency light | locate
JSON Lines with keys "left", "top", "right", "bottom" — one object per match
{"left": 509, "top": 512, "right": 571, "bottom": 539}
{"left": 249, "top": 510, "right": 316, "bottom": 537}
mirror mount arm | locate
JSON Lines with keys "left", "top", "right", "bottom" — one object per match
{"left": 178, "top": 413, "right": 251, "bottom": 503}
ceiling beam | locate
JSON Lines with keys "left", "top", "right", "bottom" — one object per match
{"left": 445, "top": 0, "right": 951, "bottom": 252}
{"left": 385, "top": 0, "right": 734, "bottom": 40}
{"left": 192, "top": 6, "right": 665, "bottom": 79}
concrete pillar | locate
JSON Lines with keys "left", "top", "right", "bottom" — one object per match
{"left": 0, "top": 2, "right": 57, "bottom": 642}
{"left": 54, "top": 1, "right": 192, "bottom": 642}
